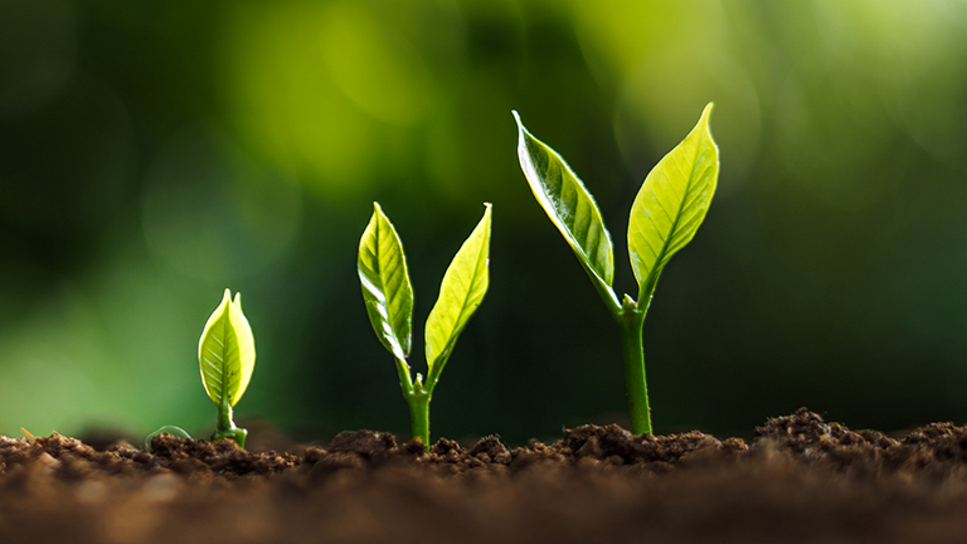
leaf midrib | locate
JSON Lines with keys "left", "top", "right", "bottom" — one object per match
{"left": 219, "top": 316, "right": 236, "bottom": 406}
{"left": 429, "top": 231, "right": 488, "bottom": 374}
{"left": 639, "top": 145, "right": 705, "bottom": 298}
{"left": 203, "top": 313, "right": 232, "bottom": 406}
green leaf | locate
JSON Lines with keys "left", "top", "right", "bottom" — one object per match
{"left": 424, "top": 203, "right": 492, "bottom": 388}
{"left": 358, "top": 202, "right": 415, "bottom": 361}
{"left": 628, "top": 103, "right": 719, "bottom": 300}
{"left": 513, "top": 111, "right": 616, "bottom": 299}
{"left": 198, "top": 289, "right": 256, "bottom": 407}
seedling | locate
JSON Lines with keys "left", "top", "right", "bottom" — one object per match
{"left": 513, "top": 104, "right": 719, "bottom": 435}
{"left": 358, "top": 202, "right": 492, "bottom": 450}
{"left": 198, "top": 289, "right": 256, "bottom": 448}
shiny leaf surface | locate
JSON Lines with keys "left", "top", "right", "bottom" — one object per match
{"left": 628, "top": 103, "right": 719, "bottom": 300}
{"left": 198, "top": 289, "right": 256, "bottom": 407}
{"left": 425, "top": 204, "right": 492, "bottom": 387}
{"left": 358, "top": 202, "right": 414, "bottom": 361}
{"left": 514, "top": 111, "right": 615, "bottom": 293}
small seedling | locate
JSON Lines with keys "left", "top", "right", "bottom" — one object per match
{"left": 513, "top": 104, "right": 719, "bottom": 435}
{"left": 198, "top": 289, "right": 256, "bottom": 448}
{"left": 358, "top": 202, "right": 492, "bottom": 450}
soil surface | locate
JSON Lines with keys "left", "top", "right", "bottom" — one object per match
{"left": 4, "top": 408, "right": 967, "bottom": 543}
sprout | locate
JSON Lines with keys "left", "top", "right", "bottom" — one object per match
{"left": 359, "top": 202, "right": 492, "bottom": 450}
{"left": 514, "top": 104, "right": 720, "bottom": 435}
{"left": 198, "top": 289, "right": 256, "bottom": 447}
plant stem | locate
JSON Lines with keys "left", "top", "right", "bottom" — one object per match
{"left": 406, "top": 390, "right": 431, "bottom": 450}
{"left": 213, "top": 401, "right": 248, "bottom": 448}
{"left": 616, "top": 300, "right": 651, "bottom": 435}
{"left": 394, "top": 356, "right": 431, "bottom": 451}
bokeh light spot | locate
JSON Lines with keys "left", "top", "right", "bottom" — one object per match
{"left": 0, "top": 0, "right": 76, "bottom": 117}
{"left": 219, "top": 2, "right": 378, "bottom": 196}
{"left": 141, "top": 126, "right": 302, "bottom": 282}
{"left": 218, "top": 1, "right": 462, "bottom": 197}
{"left": 320, "top": 2, "right": 433, "bottom": 126}
{"left": 581, "top": 1, "right": 762, "bottom": 183}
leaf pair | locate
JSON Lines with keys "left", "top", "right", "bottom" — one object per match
{"left": 514, "top": 104, "right": 720, "bottom": 435}
{"left": 359, "top": 202, "right": 492, "bottom": 393}
{"left": 198, "top": 289, "right": 256, "bottom": 409}
{"left": 513, "top": 104, "right": 719, "bottom": 311}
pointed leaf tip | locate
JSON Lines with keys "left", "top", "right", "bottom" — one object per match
{"left": 698, "top": 102, "right": 714, "bottom": 133}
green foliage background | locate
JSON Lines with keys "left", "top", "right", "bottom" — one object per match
{"left": 1, "top": 0, "right": 966, "bottom": 443}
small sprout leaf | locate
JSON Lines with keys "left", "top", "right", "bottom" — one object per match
{"left": 198, "top": 289, "right": 256, "bottom": 408}
{"left": 514, "top": 111, "right": 615, "bottom": 297}
{"left": 358, "top": 202, "right": 415, "bottom": 361}
{"left": 628, "top": 103, "right": 719, "bottom": 301}
{"left": 425, "top": 203, "right": 492, "bottom": 388}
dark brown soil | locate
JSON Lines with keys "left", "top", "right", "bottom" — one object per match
{"left": 4, "top": 408, "right": 967, "bottom": 543}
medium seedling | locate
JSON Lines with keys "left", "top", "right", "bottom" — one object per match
{"left": 358, "top": 202, "right": 492, "bottom": 450}
{"left": 513, "top": 104, "right": 719, "bottom": 435}
{"left": 198, "top": 289, "right": 256, "bottom": 448}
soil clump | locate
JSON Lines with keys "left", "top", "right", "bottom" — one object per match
{"left": 2, "top": 408, "right": 966, "bottom": 543}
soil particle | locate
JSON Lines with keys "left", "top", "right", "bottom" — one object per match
{"left": 3, "top": 409, "right": 967, "bottom": 543}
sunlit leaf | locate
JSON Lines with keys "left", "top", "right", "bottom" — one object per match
{"left": 628, "top": 103, "right": 719, "bottom": 299}
{"left": 198, "top": 289, "right": 257, "bottom": 407}
{"left": 514, "top": 111, "right": 615, "bottom": 292}
{"left": 425, "top": 204, "right": 492, "bottom": 386}
{"left": 358, "top": 202, "right": 414, "bottom": 361}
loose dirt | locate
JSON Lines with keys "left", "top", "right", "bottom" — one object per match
{"left": 3, "top": 408, "right": 967, "bottom": 543}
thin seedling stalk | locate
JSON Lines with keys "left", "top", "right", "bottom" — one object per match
{"left": 615, "top": 298, "right": 651, "bottom": 435}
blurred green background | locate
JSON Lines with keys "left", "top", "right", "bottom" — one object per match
{"left": 2, "top": 0, "right": 967, "bottom": 444}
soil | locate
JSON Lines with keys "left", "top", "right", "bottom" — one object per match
{"left": 3, "top": 408, "right": 967, "bottom": 543}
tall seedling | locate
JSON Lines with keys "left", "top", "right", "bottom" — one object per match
{"left": 358, "top": 202, "right": 492, "bottom": 449}
{"left": 198, "top": 289, "right": 256, "bottom": 447}
{"left": 514, "top": 104, "right": 719, "bottom": 435}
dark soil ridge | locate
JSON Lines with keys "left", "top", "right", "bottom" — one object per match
{"left": 3, "top": 407, "right": 964, "bottom": 481}
{"left": 4, "top": 408, "right": 967, "bottom": 544}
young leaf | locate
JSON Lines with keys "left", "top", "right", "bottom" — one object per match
{"left": 513, "top": 111, "right": 616, "bottom": 300}
{"left": 424, "top": 203, "right": 492, "bottom": 387}
{"left": 358, "top": 202, "right": 415, "bottom": 361}
{"left": 198, "top": 289, "right": 256, "bottom": 407}
{"left": 628, "top": 103, "right": 719, "bottom": 300}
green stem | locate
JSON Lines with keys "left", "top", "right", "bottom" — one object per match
{"left": 616, "top": 298, "right": 651, "bottom": 435}
{"left": 406, "top": 389, "right": 431, "bottom": 450}
{"left": 394, "top": 356, "right": 431, "bottom": 451}
{"left": 213, "top": 401, "right": 248, "bottom": 448}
